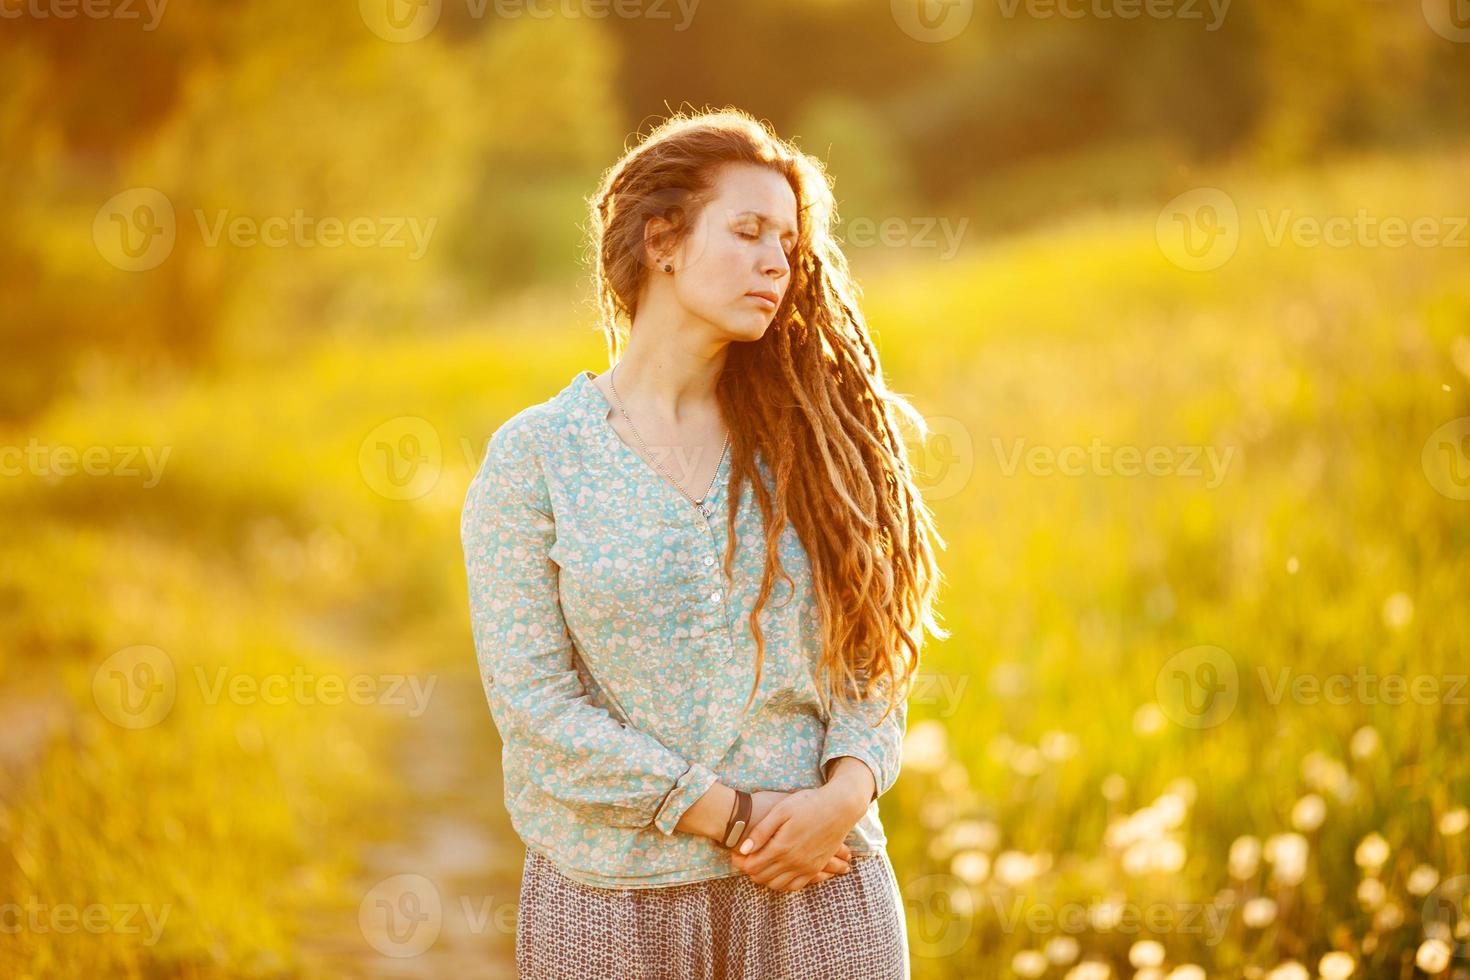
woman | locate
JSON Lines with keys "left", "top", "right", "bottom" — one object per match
{"left": 460, "top": 108, "right": 947, "bottom": 979}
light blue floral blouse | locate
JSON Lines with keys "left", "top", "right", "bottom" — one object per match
{"left": 460, "top": 368, "right": 907, "bottom": 889}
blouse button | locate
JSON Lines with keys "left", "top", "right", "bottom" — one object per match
{"left": 703, "top": 555, "right": 715, "bottom": 567}
{"left": 709, "top": 590, "right": 721, "bottom": 603}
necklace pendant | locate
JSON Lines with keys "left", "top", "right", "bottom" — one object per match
{"left": 698, "top": 502, "right": 712, "bottom": 518}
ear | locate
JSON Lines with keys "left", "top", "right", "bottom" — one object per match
{"left": 643, "top": 214, "right": 675, "bottom": 270}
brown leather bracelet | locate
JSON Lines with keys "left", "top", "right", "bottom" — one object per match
{"left": 721, "top": 789, "right": 752, "bottom": 849}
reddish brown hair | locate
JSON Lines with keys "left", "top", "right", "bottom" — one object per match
{"left": 585, "top": 107, "right": 949, "bottom": 723}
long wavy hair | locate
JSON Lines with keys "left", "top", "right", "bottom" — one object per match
{"left": 584, "top": 107, "right": 949, "bottom": 725}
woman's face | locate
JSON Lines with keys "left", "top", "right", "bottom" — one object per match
{"left": 662, "top": 161, "right": 797, "bottom": 341}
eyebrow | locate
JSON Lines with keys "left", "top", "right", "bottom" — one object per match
{"left": 736, "top": 210, "right": 797, "bottom": 239}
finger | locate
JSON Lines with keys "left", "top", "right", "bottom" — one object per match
{"left": 740, "top": 838, "right": 791, "bottom": 875}
{"left": 811, "top": 871, "right": 833, "bottom": 884}
{"left": 837, "top": 843, "right": 852, "bottom": 861}
{"left": 737, "top": 809, "right": 786, "bottom": 856}
{"left": 821, "top": 856, "right": 850, "bottom": 874}
{"left": 764, "top": 869, "right": 800, "bottom": 892}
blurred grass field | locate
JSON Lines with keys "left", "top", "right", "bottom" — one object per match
{"left": 2, "top": 143, "right": 1468, "bottom": 977}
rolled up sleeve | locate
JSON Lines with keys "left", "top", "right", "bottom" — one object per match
{"left": 461, "top": 414, "right": 717, "bottom": 834}
{"left": 819, "top": 667, "right": 908, "bottom": 803}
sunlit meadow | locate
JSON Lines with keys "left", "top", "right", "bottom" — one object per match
{"left": 2, "top": 71, "right": 1467, "bottom": 980}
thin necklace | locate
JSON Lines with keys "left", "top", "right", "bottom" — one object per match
{"left": 608, "top": 362, "right": 730, "bottom": 518}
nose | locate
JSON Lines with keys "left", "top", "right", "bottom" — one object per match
{"left": 760, "top": 242, "right": 790, "bottom": 280}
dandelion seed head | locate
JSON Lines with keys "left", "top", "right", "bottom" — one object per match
{"left": 1229, "top": 835, "right": 1262, "bottom": 879}
{"left": 1349, "top": 725, "right": 1381, "bottom": 760}
{"left": 1317, "top": 951, "right": 1355, "bottom": 980}
{"left": 1046, "top": 936, "right": 1080, "bottom": 965}
{"left": 1407, "top": 864, "right": 1441, "bottom": 897}
{"left": 1129, "top": 940, "right": 1166, "bottom": 968}
{"left": 1440, "top": 807, "right": 1469, "bottom": 836}
{"left": 1416, "top": 939, "right": 1452, "bottom": 974}
{"left": 1354, "top": 832, "right": 1389, "bottom": 873}
{"left": 1264, "top": 960, "right": 1309, "bottom": 980}
{"left": 1012, "top": 950, "right": 1047, "bottom": 978}
{"left": 1291, "top": 793, "right": 1325, "bottom": 832}
{"left": 951, "top": 849, "right": 990, "bottom": 884}
{"left": 1242, "top": 896, "right": 1278, "bottom": 928}
{"left": 1381, "top": 592, "right": 1413, "bottom": 630}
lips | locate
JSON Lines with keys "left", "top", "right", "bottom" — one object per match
{"left": 746, "top": 290, "right": 779, "bottom": 308}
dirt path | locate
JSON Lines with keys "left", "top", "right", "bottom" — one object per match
{"left": 297, "top": 670, "right": 523, "bottom": 978}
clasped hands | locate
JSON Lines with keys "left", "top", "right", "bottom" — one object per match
{"left": 725, "top": 775, "right": 872, "bottom": 893}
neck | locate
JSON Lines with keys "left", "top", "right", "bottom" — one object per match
{"left": 612, "top": 328, "right": 728, "bottom": 427}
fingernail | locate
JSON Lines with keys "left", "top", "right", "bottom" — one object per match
{"left": 739, "top": 839, "right": 753, "bottom": 854}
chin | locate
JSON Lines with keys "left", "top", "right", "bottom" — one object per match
{"left": 719, "top": 314, "right": 774, "bottom": 342}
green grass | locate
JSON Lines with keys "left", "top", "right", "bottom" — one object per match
{"left": 2, "top": 144, "right": 1467, "bottom": 976}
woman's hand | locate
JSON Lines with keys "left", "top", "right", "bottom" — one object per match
{"left": 728, "top": 786, "right": 867, "bottom": 892}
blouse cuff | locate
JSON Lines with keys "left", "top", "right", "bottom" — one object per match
{"left": 651, "top": 760, "right": 720, "bottom": 836}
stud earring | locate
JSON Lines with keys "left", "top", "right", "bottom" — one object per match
{"left": 663, "top": 263, "right": 672, "bottom": 273}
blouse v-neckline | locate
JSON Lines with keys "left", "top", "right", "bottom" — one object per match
{"left": 576, "top": 369, "right": 732, "bottom": 519}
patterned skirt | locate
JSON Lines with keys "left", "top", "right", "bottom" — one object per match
{"left": 515, "top": 846, "right": 910, "bottom": 979}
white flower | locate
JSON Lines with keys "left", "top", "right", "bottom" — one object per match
{"left": 1229, "top": 835, "right": 1262, "bottom": 878}
{"left": 946, "top": 818, "right": 1001, "bottom": 853}
{"left": 1264, "top": 832, "right": 1309, "bottom": 885}
{"left": 1129, "top": 940, "right": 1166, "bottom": 968}
{"left": 1242, "top": 896, "right": 1278, "bottom": 928}
{"left": 1415, "top": 939, "right": 1452, "bottom": 974}
{"left": 1439, "top": 807, "right": 1469, "bottom": 836}
{"left": 1046, "top": 936, "right": 1080, "bottom": 965}
{"left": 1357, "top": 876, "right": 1386, "bottom": 910}
{"left": 951, "top": 849, "right": 990, "bottom": 884}
{"left": 1012, "top": 950, "right": 1048, "bottom": 978}
{"left": 1040, "top": 730, "right": 1079, "bottom": 761}
{"left": 1264, "top": 961, "right": 1309, "bottom": 980}
{"left": 1290, "top": 794, "right": 1325, "bottom": 832}
{"left": 993, "top": 850, "right": 1040, "bottom": 887}
{"left": 1381, "top": 592, "right": 1413, "bottom": 630}
{"left": 1133, "top": 701, "right": 1167, "bottom": 736}
{"left": 1317, "top": 951, "right": 1355, "bottom": 980}
{"left": 1374, "top": 901, "right": 1403, "bottom": 932}
{"left": 1354, "top": 832, "right": 1389, "bottom": 872}
{"left": 904, "top": 720, "right": 949, "bottom": 772}
{"left": 1407, "top": 864, "right": 1441, "bottom": 897}
{"left": 1348, "top": 725, "right": 1380, "bottom": 759}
